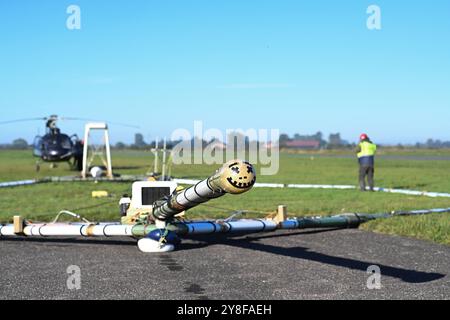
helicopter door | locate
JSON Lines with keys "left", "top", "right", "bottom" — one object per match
{"left": 33, "top": 136, "right": 43, "bottom": 157}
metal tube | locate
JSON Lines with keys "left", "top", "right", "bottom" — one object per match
{"left": 153, "top": 138, "right": 159, "bottom": 174}
{"left": 226, "top": 220, "right": 278, "bottom": 233}
{"left": 3, "top": 209, "right": 449, "bottom": 240}
{"left": 0, "top": 223, "right": 133, "bottom": 237}
{"left": 297, "top": 215, "right": 361, "bottom": 228}
{"left": 180, "top": 221, "right": 225, "bottom": 235}
{"left": 0, "top": 180, "right": 38, "bottom": 188}
{"left": 162, "top": 138, "right": 167, "bottom": 180}
{"left": 104, "top": 126, "right": 113, "bottom": 179}
{"left": 152, "top": 160, "right": 256, "bottom": 222}
{"left": 0, "top": 225, "right": 16, "bottom": 236}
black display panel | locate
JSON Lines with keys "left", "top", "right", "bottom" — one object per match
{"left": 141, "top": 187, "right": 171, "bottom": 206}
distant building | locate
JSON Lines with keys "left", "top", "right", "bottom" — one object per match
{"left": 279, "top": 131, "right": 325, "bottom": 149}
{"left": 262, "top": 141, "right": 278, "bottom": 149}
{"left": 285, "top": 140, "right": 320, "bottom": 150}
{"left": 207, "top": 141, "right": 226, "bottom": 150}
{"left": 134, "top": 133, "right": 146, "bottom": 148}
{"left": 328, "top": 133, "right": 349, "bottom": 148}
{"left": 328, "top": 133, "right": 342, "bottom": 146}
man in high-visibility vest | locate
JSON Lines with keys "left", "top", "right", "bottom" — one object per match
{"left": 356, "top": 133, "right": 377, "bottom": 191}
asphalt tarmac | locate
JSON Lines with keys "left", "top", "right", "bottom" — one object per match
{"left": 0, "top": 229, "right": 449, "bottom": 300}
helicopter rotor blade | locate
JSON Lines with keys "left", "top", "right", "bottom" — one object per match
{"left": 0, "top": 117, "right": 47, "bottom": 125}
{"left": 104, "top": 121, "right": 140, "bottom": 129}
{"left": 0, "top": 115, "right": 140, "bottom": 129}
{"left": 60, "top": 117, "right": 140, "bottom": 129}
{"left": 59, "top": 117, "right": 90, "bottom": 121}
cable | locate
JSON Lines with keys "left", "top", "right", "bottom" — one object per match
{"left": 51, "top": 210, "right": 92, "bottom": 224}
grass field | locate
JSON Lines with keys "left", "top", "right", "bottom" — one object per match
{"left": 1, "top": 149, "right": 450, "bottom": 245}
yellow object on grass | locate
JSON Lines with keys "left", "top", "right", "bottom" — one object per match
{"left": 92, "top": 191, "right": 109, "bottom": 198}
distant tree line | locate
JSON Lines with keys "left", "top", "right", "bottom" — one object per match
{"left": 279, "top": 132, "right": 353, "bottom": 149}
{"left": 114, "top": 134, "right": 182, "bottom": 150}
{"left": 117, "top": 133, "right": 259, "bottom": 151}
{"left": 0, "top": 138, "right": 30, "bottom": 150}
{"left": 2, "top": 135, "right": 450, "bottom": 151}
{"left": 415, "top": 139, "right": 450, "bottom": 149}
{"left": 114, "top": 132, "right": 354, "bottom": 151}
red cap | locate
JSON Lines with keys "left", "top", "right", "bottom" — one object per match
{"left": 360, "top": 133, "right": 368, "bottom": 140}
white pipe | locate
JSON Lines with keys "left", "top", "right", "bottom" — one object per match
{"left": 173, "top": 179, "right": 450, "bottom": 198}
{"left": 162, "top": 138, "right": 167, "bottom": 179}
{"left": 154, "top": 138, "right": 159, "bottom": 174}
{"left": 0, "top": 180, "right": 37, "bottom": 188}
{"left": 172, "top": 178, "right": 202, "bottom": 185}
{"left": 92, "top": 224, "right": 133, "bottom": 236}
{"left": 1, "top": 219, "right": 278, "bottom": 237}
{"left": 153, "top": 160, "right": 256, "bottom": 222}
{"left": 104, "top": 126, "right": 113, "bottom": 179}
{"left": 287, "top": 184, "right": 356, "bottom": 190}
{"left": 0, "top": 225, "right": 16, "bottom": 236}
{"left": 254, "top": 183, "right": 285, "bottom": 188}
{"left": 2, "top": 206, "right": 449, "bottom": 239}
{"left": 0, "top": 223, "right": 133, "bottom": 237}
{"left": 3, "top": 176, "right": 450, "bottom": 199}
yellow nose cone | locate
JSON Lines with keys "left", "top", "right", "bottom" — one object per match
{"left": 218, "top": 160, "right": 257, "bottom": 194}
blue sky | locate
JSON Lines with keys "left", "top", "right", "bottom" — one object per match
{"left": 0, "top": 0, "right": 449, "bottom": 145}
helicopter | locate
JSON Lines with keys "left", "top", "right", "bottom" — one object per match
{"left": 1, "top": 115, "right": 140, "bottom": 172}
{"left": 0, "top": 115, "right": 84, "bottom": 171}
{"left": 34, "top": 115, "right": 85, "bottom": 171}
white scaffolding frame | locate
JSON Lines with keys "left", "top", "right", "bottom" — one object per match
{"left": 81, "top": 123, "right": 113, "bottom": 179}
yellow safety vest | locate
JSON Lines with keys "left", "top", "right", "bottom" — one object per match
{"left": 357, "top": 141, "right": 377, "bottom": 158}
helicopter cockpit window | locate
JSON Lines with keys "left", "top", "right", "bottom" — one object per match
{"left": 33, "top": 136, "right": 43, "bottom": 146}
{"left": 60, "top": 136, "right": 72, "bottom": 149}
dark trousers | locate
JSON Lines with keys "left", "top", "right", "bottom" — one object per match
{"left": 359, "top": 165, "right": 374, "bottom": 191}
